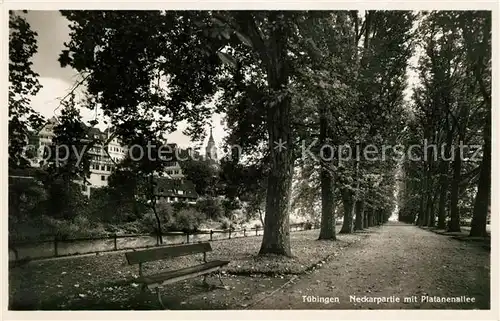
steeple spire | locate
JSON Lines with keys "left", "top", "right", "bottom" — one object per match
{"left": 205, "top": 123, "right": 217, "bottom": 162}
{"left": 208, "top": 125, "right": 215, "bottom": 143}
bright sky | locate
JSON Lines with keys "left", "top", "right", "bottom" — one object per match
{"left": 24, "top": 10, "right": 225, "bottom": 150}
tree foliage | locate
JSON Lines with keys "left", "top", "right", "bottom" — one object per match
{"left": 9, "top": 10, "right": 44, "bottom": 168}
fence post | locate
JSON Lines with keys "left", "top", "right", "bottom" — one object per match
{"left": 256, "top": 228, "right": 258, "bottom": 236}
{"left": 113, "top": 234, "right": 117, "bottom": 251}
{"left": 54, "top": 237, "right": 59, "bottom": 256}
{"left": 228, "top": 229, "right": 231, "bottom": 239}
{"left": 186, "top": 233, "right": 190, "bottom": 244}
{"left": 243, "top": 229, "right": 246, "bottom": 237}
{"left": 210, "top": 230, "right": 213, "bottom": 241}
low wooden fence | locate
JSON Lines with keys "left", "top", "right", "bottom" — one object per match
{"left": 9, "top": 222, "right": 318, "bottom": 262}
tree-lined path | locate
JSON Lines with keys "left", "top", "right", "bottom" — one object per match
{"left": 9, "top": 9, "right": 491, "bottom": 311}
{"left": 255, "top": 222, "right": 490, "bottom": 310}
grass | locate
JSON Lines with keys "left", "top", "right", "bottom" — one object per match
{"left": 9, "top": 228, "right": 368, "bottom": 310}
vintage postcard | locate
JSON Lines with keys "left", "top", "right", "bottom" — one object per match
{"left": 3, "top": 1, "right": 497, "bottom": 320}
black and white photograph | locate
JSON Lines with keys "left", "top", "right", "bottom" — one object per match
{"left": 6, "top": 4, "right": 495, "bottom": 316}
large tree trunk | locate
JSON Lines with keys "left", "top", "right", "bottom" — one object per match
{"left": 377, "top": 209, "right": 382, "bottom": 225}
{"left": 448, "top": 148, "right": 462, "bottom": 232}
{"left": 469, "top": 112, "right": 491, "bottom": 237}
{"left": 367, "top": 207, "right": 374, "bottom": 227}
{"left": 421, "top": 165, "right": 430, "bottom": 227}
{"left": 437, "top": 161, "right": 449, "bottom": 229}
{"left": 258, "top": 208, "right": 265, "bottom": 227}
{"left": 318, "top": 108, "right": 336, "bottom": 240}
{"left": 437, "top": 125, "right": 453, "bottom": 229}
{"left": 427, "top": 192, "right": 436, "bottom": 227}
{"left": 468, "top": 19, "right": 491, "bottom": 237}
{"left": 339, "top": 189, "right": 354, "bottom": 233}
{"left": 354, "top": 200, "right": 364, "bottom": 230}
{"left": 259, "top": 13, "right": 293, "bottom": 256}
{"left": 363, "top": 207, "right": 369, "bottom": 228}
{"left": 318, "top": 168, "right": 336, "bottom": 239}
{"left": 417, "top": 190, "right": 425, "bottom": 226}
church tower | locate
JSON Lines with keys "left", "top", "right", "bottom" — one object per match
{"left": 205, "top": 125, "right": 218, "bottom": 162}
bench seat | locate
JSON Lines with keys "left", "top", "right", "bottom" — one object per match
{"left": 141, "top": 260, "right": 230, "bottom": 289}
{"left": 125, "top": 242, "right": 230, "bottom": 308}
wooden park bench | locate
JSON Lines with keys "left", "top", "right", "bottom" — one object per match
{"left": 125, "top": 242, "right": 230, "bottom": 308}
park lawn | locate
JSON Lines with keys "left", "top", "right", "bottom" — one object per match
{"left": 9, "top": 229, "right": 368, "bottom": 310}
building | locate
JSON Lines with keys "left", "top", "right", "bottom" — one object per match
{"left": 205, "top": 126, "right": 218, "bottom": 163}
{"left": 85, "top": 127, "right": 127, "bottom": 194}
{"left": 27, "top": 116, "right": 58, "bottom": 168}
{"left": 26, "top": 118, "right": 128, "bottom": 197}
{"left": 163, "top": 143, "right": 186, "bottom": 180}
{"left": 154, "top": 177, "right": 198, "bottom": 204}
{"left": 23, "top": 117, "right": 204, "bottom": 203}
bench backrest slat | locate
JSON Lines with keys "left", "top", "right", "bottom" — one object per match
{"left": 125, "top": 242, "right": 212, "bottom": 265}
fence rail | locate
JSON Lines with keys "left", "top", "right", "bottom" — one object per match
{"left": 9, "top": 222, "right": 317, "bottom": 262}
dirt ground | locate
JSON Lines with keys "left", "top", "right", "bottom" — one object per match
{"left": 9, "top": 228, "right": 365, "bottom": 310}
{"left": 253, "top": 221, "right": 490, "bottom": 310}
{"left": 9, "top": 222, "right": 490, "bottom": 310}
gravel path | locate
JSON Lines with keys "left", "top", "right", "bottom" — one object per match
{"left": 255, "top": 221, "right": 490, "bottom": 309}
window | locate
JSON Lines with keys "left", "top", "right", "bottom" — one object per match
{"left": 101, "top": 175, "right": 105, "bottom": 181}
{"left": 106, "top": 165, "right": 110, "bottom": 172}
{"left": 101, "top": 165, "right": 105, "bottom": 171}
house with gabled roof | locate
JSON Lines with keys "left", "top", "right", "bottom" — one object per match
{"left": 154, "top": 177, "right": 198, "bottom": 204}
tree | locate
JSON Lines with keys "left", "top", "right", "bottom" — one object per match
{"left": 399, "top": 11, "right": 490, "bottom": 236}
{"left": 460, "top": 11, "right": 491, "bottom": 237}
{"left": 115, "top": 134, "right": 169, "bottom": 244}
{"left": 9, "top": 10, "right": 44, "bottom": 168}
{"left": 180, "top": 159, "right": 219, "bottom": 196}
{"left": 59, "top": 10, "right": 347, "bottom": 256}
{"left": 335, "top": 11, "right": 414, "bottom": 233}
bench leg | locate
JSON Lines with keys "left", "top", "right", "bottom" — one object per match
{"left": 156, "top": 287, "right": 166, "bottom": 309}
{"left": 217, "top": 270, "right": 225, "bottom": 286}
{"left": 202, "top": 275, "right": 210, "bottom": 288}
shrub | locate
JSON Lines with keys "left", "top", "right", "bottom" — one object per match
{"left": 44, "top": 179, "right": 88, "bottom": 220}
{"left": 171, "top": 208, "right": 206, "bottom": 233}
{"left": 172, "top": 201, "right": 194, "bottom": 213}
{"left": 8, "top": 177, "right": 47, "bottom": 219}
{"left": 140, "top": 212, "right": 159, "bottom": 232}
{"left": 120, "top": 221, "right": 145, "bottom": 234}
{"left": 156, "top": 201, "right": 174, "bottom": 224}
{"left": 196, "top": 198, "right": 223, "bottom": 220}
{"left": 220, "top": 217, "right": 235, "bottom": 231}
{"left": 304, "top": 221, "right": 313, "bottom": 230}
{"left": 222, "top": 198, "right": 241, "bottom": 218}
